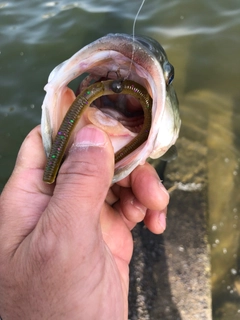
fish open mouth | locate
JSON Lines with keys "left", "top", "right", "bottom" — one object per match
{"left": 42, "top": 33, "right": 166, "bottom": 153}
{"left": 51, "top": 43, "right": 157, "bottom": 155}
{"left": 41, "top": 33, "right": 180, "bottom": 182}
{"left": 74, "top": 72, "right": 147, "bottom": 135}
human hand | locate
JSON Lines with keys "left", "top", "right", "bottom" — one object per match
{"left": 0, "top": 125, "right": 169, "bottom": 320}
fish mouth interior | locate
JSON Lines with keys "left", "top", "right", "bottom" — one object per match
{"left": 69, "top": 57, "right": 152, "bottom": 135}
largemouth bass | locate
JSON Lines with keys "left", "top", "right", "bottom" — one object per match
{"left": 41, "top": 33, "right": 181, "bottom": 183}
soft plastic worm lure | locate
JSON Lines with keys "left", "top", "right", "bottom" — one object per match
{"left": 43, "top": 79, "right": 152, "bottom": 184}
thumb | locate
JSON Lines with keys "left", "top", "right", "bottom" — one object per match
{"left": 43, "top": 125, "right": 114, "bottom": 237}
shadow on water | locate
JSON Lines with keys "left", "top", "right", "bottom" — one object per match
{"left": 129, "top": 223, "right": 182, "bottom": 320}
{"left": 129, "top": 163, "right": 182, "bottom": 319}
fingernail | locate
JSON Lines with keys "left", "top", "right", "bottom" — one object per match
{"left": 158, "top": 181, "right": 170, "bottom": 198}
{"left": 73, "top": 126, "right": 107, "bottom": 148}
{"left": 158, "top": 212, "right": 166, "bottom": 231}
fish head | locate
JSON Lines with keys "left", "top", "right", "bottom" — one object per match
{"left": 41, "top": 33, "right": 181, "bottom": 183}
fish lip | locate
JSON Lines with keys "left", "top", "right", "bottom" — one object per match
{"left": 47, "top": 33, "right": 167, "bottom": 89}
{"left": 41, "top": 33, "right": 179, "bottom": 182}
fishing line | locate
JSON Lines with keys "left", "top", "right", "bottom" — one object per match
{"left": 125, "top": 0, "right": 146, "bottom": 80}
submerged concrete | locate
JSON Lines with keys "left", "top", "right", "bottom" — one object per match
{"left": 128, "top": 137, "right": 212, "bottom": 320}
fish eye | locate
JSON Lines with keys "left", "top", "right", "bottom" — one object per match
{"left": 163, "top": 62, "right": 174, "bottom": 86}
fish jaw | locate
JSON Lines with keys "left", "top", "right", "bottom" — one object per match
{"left": 41, "top": 33, "right": 180, "bottom": 182}
{"left": 149, "top": 84, "right": 181, "bottom": 159}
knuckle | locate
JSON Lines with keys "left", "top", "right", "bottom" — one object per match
{"left": 31, "top": 210, "right": 60, "bottom": 266}
{"left": 61, "top": 157, "right": 101, "bottom": 178}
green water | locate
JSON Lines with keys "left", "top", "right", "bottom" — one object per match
{"left": 0, "top": 0, "right": 240, "bottom": 318}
